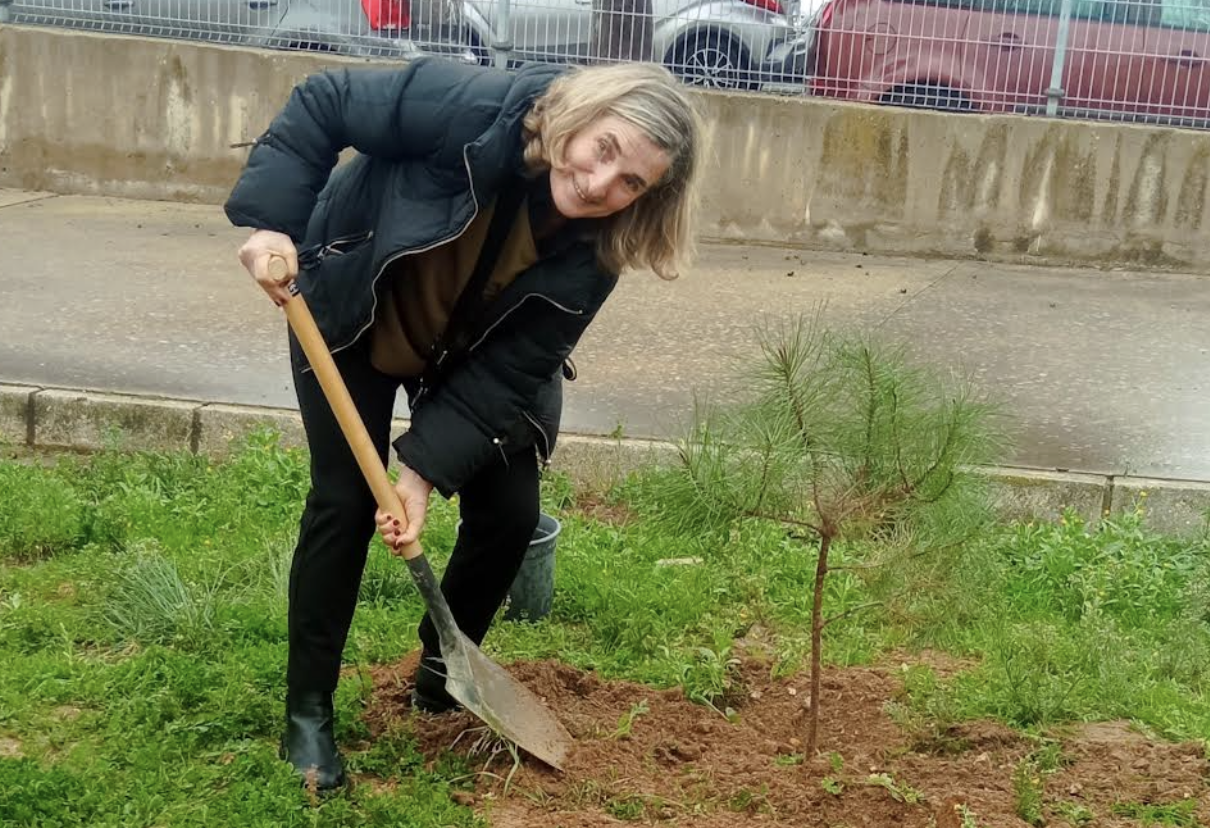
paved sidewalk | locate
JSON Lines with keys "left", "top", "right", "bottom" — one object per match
{"left": 4, "top": 188, "right": 1209, "bottom": 480}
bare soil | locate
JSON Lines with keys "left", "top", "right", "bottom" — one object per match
{"left": 360, "top": 654, "right": 1209, "bottom": 827}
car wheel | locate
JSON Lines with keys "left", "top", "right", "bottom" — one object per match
{"left": 670, "top": 32, "right": 751, "bottom": 91}
{"left": 881, "top": 84, "right": 972, "bottom": 112}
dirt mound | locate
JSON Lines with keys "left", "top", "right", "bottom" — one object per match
{"left": 359, "top": 656, "right": 1210, "bottom": 827}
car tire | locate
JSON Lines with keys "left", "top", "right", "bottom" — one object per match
{"left": 881, "top": 84, "right": 972, "bottom": 112}
{"left": 669, "top": 31, "right": 752, "bottom": 91}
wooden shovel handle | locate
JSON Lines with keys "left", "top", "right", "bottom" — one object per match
{"left": 268, "top": 256, "right": 422, "bottom": 560}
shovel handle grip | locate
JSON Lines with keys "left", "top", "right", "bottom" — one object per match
{"left": 269, "top": 256, "right": 423, "bottom": 561}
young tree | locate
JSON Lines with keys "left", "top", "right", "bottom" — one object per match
{"left": 661, "top": 316, "right": 1006, "bottom": 755}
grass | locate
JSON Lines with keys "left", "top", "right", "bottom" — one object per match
{"left": 1111, "top": 799, "right": 1202, "bottom": 827}
{"left": 1, "top": 433, "right": 1209, "bottom": 825}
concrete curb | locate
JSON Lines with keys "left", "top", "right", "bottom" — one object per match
{"left": 2, "top": 382, "right": 1205, "bottom": 536}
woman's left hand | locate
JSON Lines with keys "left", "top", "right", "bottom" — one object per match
{"left": 375, "top": 466, "right": 434, "bottom": 552}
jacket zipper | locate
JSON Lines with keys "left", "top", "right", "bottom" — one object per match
{"left": 522, "top": 410, "right": 552, "bottom": 466}
{"left": 304, "top": 230, "right": 376, "bottom": 266}
{"left": 302, "top": 143, "right": 485, "bottom": 371}
{"left": 475, "top": 294, "right": 581, "bottom": 468}
{"left": 464, "top": 294, "right": 585, "bottom": 354}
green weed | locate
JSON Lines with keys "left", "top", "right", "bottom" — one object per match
{"left": 865, "top": 771, "right": 924, "bottom": 804}
{"left": 1111, "top": 799, "right": 1201, "bottom": 826}
{"left": 101, "top": 541, "right": 220, "bottom": 648}
{"left": 1055, "top": 801, "right": 1095, "bottom": 826}
{"left": 957, "top": 804, "right": 985, "bottom": 828}
{"left": 1012, "top": 757, "right": 1045, "bottom": 826}
{"left": 0, "top": 463, "right": 86, "bottom": 561}
{"left": 606, "top": 794, "right": 648, "bottom": 820}
{"left": 729, "top": 786, "right": 772, "bottom": 814}
{"left": 611, "top": 700, "right": 650, "bottom": 740}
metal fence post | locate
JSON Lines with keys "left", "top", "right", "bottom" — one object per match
{"left": 492, "top": 0, "right": 513, "bottom": 70}
{"left": 1046, "top": 0, "right": 1074, "bottom": 117}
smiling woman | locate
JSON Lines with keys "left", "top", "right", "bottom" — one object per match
{"left": 223, "top": 58, "right": 703, "bottom": 793}
{"left": 549, "top": 116, "right": 667, "bottom": 221}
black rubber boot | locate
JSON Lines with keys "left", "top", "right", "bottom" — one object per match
{"left": 412, "top": 651, "right": 462, "bottom": 714}
{"left": 280, "top": 689, "right": 347, "bottom": 793}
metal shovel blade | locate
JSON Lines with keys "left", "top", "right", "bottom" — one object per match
{"left": 407, "top": 555, "right": 572, "bottom": 770}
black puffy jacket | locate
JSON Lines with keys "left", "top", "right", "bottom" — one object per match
{"left": 224, "top": 59, "right": 619, "bottom": 497}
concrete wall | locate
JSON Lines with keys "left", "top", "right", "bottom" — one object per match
{"left": 2, "top": 25, "right": 1210, "bottom": 267}
{"left": 702, "top": 93, "right": 1210, "bottom": 266}
{"left": 5, "top": 382, "right": 1209, "bottom": 536}
{"left": 0, "top": 26, "right": 340, "bottom": 202}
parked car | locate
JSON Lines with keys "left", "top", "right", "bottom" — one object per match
{"left": 462, "top": 0, "right": 797, "bottom": 88}
{"left": 7, "top": 0, "right": 478, "bottom": 64}
{"left": 758, "top": 1, "right": 822, "bottom": 91}
{"left": 761, "top": 0, "right": 1210, "bottom": 127}
{"left": 10, "top": 0, "right": 792, "bottom": 89}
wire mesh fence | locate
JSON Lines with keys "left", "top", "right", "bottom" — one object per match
{"left": 2, "top": 0, "right": 796, "bottom": 87}
{"left": 5, "top": 0, "right": 1210, "bottom": 127}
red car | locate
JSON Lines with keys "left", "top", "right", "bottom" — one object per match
{"left": 771, "top": 0, "right": 1210, "bottom": 126}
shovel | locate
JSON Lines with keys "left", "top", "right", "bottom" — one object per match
{"left": 270, "top": 258, "right": 572, "bottom": 770}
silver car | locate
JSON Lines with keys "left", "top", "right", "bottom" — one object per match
{"left": 461, "top": 0, "right": 795, "bottom": 88}
{"left": 11, "top": 0, "right": 791, "bottom": 88}
{"left": 8, "top": 0, "right": 481, "bottom": 64}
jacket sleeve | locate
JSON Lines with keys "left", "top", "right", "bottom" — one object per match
{"left": 393, "top": 262, "right": 619, "bottom": 497}
{"left": 223, "top": 59, "right": 500, "bottom": 241}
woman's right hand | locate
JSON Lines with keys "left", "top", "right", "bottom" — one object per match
{"left": 238, "top": 229, "right": 300, "bottom": 307}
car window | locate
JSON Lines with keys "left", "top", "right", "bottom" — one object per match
{"left": 1159, "top": 0, "right": 1210, "bottom": 29}
{"left": 892, "top": 0, "right": 984, "bottom": 7}
{"left": 975, "top": 0, "right": 1161, "bottom": 24}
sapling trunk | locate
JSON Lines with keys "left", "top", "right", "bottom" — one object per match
{"left": 806, "top": 531, "right": 832, "bottom": 756}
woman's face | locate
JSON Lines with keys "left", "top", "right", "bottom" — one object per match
{"left": 550, "top": 115, "right": 670, "bottom": 220}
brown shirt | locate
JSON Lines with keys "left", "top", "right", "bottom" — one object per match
{"left": 369, "top": 196, "right": 538, "bottom": 378}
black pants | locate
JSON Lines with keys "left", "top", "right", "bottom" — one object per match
{"left": 286, "top": 333, "right": 541, "bottom": 693}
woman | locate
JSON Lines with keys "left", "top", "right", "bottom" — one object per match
{"left": 226, "top": 56, "right": 702, "bottom": 792}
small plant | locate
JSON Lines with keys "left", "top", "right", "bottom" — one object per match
{"left": 663, "top": 315, "right": 1003, "bottom": 754}
{"left": 1029, "top": 739, "right": 1069, "bottom": 773}
{"left": 957, "top": 804, "right": 984, "bottom": 828}
{"left": 605, "top": 795, "right": 646, "bottom": 821}
{"left": 1012, "top": 757, "right": 1045, "bottom": 827}
{"left": 774, "top": 753, "right": 804, "bottom": 766}
{"left": 611, "top": 700, "right": 650, "bottom": 740}
{"left": 828, "top": 751, "right": 844, "bottom": 773}
{"left": 1055, "top": 801, "right": 1095, "bottom": 826}
{"left": 1110, "top": 799, "right": 1200, "bottom": 826}
{"left": 821, "top": 776, "right": 844, "bottom": 795}
{"left": 677, "top": 642, "right": 743, "bottom": 711}
{"left": 866, "top": 772, "right": 924, "bottom": 804}
{"left": 992, "top": 622, "right": 1086, "bottom": 726}
{"left": 101, "top": 542, "right": 219, "bottom": 647}
{"left": 729, "top": 786, "right": 772, "bottom": 814}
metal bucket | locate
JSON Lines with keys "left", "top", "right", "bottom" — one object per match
{"left": 503, "top": 512, "right": 560, "bottom": 622}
